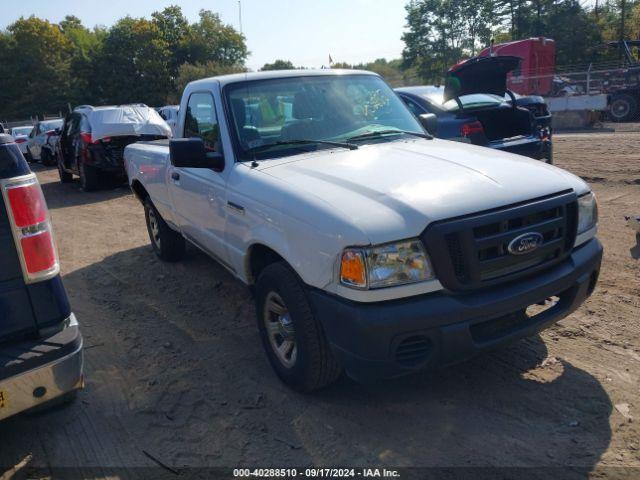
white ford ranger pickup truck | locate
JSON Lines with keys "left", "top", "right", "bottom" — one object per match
{"left": 124, "top": 70, "right": 602, "bottom": 391}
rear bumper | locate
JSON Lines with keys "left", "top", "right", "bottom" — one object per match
{"left": 309, "top": 238, "right": 602, "bottom": 382}
{"left": 491, "top": 136, "right": 552, "bottom": 162}
{"left": 0, "top": 316, "right": 83, "bottom": 420}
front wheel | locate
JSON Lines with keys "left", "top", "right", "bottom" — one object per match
{"left": 144, "top": 197, "right": 185, "bottom": 261}
{"left": 256, "top": 262, "right": 342, "bottom": 391}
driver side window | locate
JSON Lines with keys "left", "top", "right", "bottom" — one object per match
{"left": 184, "top": 93, "right": 221, "bottom": 152}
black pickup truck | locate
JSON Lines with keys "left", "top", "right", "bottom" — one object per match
{"left": 0, "top": 133, "right": 83, "bottom": 420}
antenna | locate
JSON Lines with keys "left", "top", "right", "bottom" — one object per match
{"left": 238, "top": 0, "right": 243, "bottom": 35}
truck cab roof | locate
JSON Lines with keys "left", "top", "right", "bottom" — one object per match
{"left": 188, "top": 69, "right": 378, "bottom": 89}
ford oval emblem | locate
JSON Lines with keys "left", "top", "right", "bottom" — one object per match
{"left": 507, "top": 232, "right": 544, "bottom": 255}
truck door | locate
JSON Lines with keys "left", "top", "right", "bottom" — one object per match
{"left": 168, "top": 91, "right": 228, "bottom": 262}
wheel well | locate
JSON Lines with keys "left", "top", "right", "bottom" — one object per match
{"left": 248, "top": 244, "right": 285, "bottom": 284}
{"left": 130, "top": 179, "right": 149, "bottom": 203}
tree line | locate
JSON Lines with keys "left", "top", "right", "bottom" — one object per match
{"left": 0, "top": 6, "right": 247, "bottom": 120}
{"left": 1, "top": 1, "right": 639, "bottom": 120}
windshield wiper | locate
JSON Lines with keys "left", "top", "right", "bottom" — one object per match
{"left": 346, "top": 129, "right": 432, "bottom": 142}
{"left": 245, "top": 139, "right": 358, "bottom": 156}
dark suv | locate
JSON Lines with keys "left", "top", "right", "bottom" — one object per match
{"left": 0, "top": 134, "right": 83, "bottom": 420}
{"left": 56, "top": 105, "right": 170, "bottom": 191}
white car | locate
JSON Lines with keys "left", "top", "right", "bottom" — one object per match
{"left": 157, "top": 105, "right": 179, "bottom": 137}
{"left": 9, "top": 125, "right": 33, "bottom": 155}
{"left": 26, "top": 118, "right": 63, "bottom": 165}
{"left": 125, "top": 70, "right": 602, "bottom": 391}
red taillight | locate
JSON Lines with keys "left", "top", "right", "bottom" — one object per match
{"left": 46, "top": 130, "right": 57, "bottom": 137}
{"left": 460, "top": 121, "right": 484, "bottom": 137}
{"left": 80, "top": 132, "right": 93, "bottom": 144}
{"left": 2, "top": 175, "right": 59, "bottom": 283}
{"left": 15, "top": 138, "right": 27, "bottom": 144}
{"left": 21, "top": 231, "right": 56, "bottom": 274}
{"left": 7, "top": 183, "right": 47, "bottom": 227}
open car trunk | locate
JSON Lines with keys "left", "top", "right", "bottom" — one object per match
{"left": 472, "top": 106, "right": 533, "bottom": 142}
{"left": 91, "top": 134, "right": 166, "bottom": 169}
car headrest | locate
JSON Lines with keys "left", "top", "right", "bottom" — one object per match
{"left": 231, "top": 98, "right": 247, "bottom": 128}
{"left": 293, "top": 91, "right": 319, "bottom": 120}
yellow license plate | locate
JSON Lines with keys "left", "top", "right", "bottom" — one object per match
{"left": 0, "top": 390, "right": 7, "bottom": 409}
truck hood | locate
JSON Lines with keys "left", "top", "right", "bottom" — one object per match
{"left": 259, "top": 139, "right": 588, "bottom": 245}
{"left": 444, "top": 55, "right": 521, "bottom": 102}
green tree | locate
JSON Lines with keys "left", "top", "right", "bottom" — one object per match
{"left": 260, "top": 59, "right": 296, "bottom": 71}
{"left": 183, "top": 10, "right": 248, "bottom": 66}
{"left": 169, "top": 61, "right": 246, "bottom": 103}
{"left": 152, "top": 5, "right": 190, "bottom": 77}
{"left": 59, "top": 15, "right": 105, "bottom": 106}
{"left": 402, "top": 0, "right": 469, "bottom": 82}
{"left": 0, "top": 16, "right": 73, "bottom": 119}
{"left": 93, "top": 16, "right": 171, "bottom": 106}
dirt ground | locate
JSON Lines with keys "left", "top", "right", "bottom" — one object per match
{"left": 1, "top": 124, "right": 639, "bottom": 479}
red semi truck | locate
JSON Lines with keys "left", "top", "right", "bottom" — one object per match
{"left": 477, "top": 37, "right": 556, "bottom": 96}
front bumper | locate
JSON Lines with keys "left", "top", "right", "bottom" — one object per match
{"left": 0, "top": 317, "right": 83, "bottom": 421}
{"left": 309, "top": 238, "right": 602, "bottom": 382}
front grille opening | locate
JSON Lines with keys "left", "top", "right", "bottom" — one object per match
{"left": 473, "top": 206, "right": 562, "bottom": 239}
{"left": 395, "top": 335, "right": 432, "bottom": 367}
{"left": 446, "top": 234, "right": 468, "bottom": 281}
{"left": 472, "top": 296, "right": 562, "bottom": 343}
{"left": 526, "top": 296, "right": 560, "bottom": 317}
{"left": 477, "top": 228, "right": 564, "bottom": 264}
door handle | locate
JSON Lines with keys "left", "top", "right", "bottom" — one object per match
{"left": 171, "top": 172, "right": 180, "bottom": 181}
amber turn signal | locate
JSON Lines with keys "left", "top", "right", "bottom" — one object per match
{"left": 340, "top": 250, "right": 367, "bottom": 288}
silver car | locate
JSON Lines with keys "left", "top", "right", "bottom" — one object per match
{"left": 10, "top": 125, "right": 33, "bottom": 155}
{"left": 26, "top": 118, "right": 63, "bottom": 165}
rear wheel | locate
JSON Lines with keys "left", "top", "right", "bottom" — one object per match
{"left": 78, "top": 161, "right": 100, "bottom": 191}
{"left": 609, "top": 94, "right": 638, "bottom": 122}
{"left": 144, "top": 197, "right": 185, "bottom": 261}
{"left": 256, "top": 262, "right": 342, "bottom": 391}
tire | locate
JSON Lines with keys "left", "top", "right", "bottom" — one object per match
{"left": 78, "top": 161, "right": 100, "bottom": 192}
{"left": 41, "top": 149, "right": 55, "bottom": 166}
{"left": 144, "top": 197, "right": 185, "bottom": 261}
{"left": 58, "top": 159, "right": 73, "bottom": 183}
{"left": 609, "top": 94, "right": 638, "bottom": 122}
{"left": 24, "top": 149, "right": 33, "bottom": 163}
{"left": 255, "top": 262, "right": 342, "bottom": 391}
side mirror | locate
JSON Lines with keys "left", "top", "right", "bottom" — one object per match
{"left": 170, "top": 138, "right": 224, "bottom": 171}
{"left": 418, "top": 113, "right": 438, "bottom": 136}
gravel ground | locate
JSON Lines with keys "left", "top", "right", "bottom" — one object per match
{"left": 1, "top": 125, "right": 639, "bottom": 479}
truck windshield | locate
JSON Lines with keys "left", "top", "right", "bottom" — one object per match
{"left": 225, "top": 74, "right": 426, "bottom": 161}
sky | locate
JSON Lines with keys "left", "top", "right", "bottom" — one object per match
{"left": 0, "top": 0, "right": 409, "bottom": 70}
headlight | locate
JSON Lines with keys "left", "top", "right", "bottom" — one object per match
{"left": 577, "top": 192, "right": 598, "bottom": 234}
{"left": 340, "top": 239, "right": 435, "bottom": 289}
